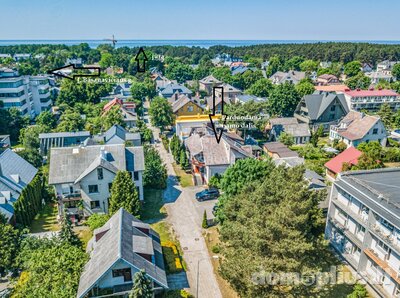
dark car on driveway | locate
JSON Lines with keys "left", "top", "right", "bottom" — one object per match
{"left": 195, "top": 188, "right": 220, "bottom": 202}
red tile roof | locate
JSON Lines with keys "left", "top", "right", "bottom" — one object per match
{"left": 314, "top": 85, "right": 349, "bottom": 92}
{"left": 103, "top": 98, "right": 123, "bottom": 113}
{"left": 324, "top": 147, "right": 362, "bottom": 174}
{"left": 345, "top": 89, "right": 399, "bottom": 97}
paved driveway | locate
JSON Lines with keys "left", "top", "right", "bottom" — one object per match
{"left": 145, "top": 105, "right": 222, "bottom": 297}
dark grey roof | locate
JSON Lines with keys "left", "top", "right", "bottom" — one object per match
{"left": 104, "top": 124, "right": 127, "bottom": 142}
{"left": 48, "top": 144, "right": 127, "bottom": 184}
{"left": 160, "top": 83, "right": 192, "bottom": 96}
{"left": 77, "top": 208, "right": 167, "bottom": 298}
{"left": 336, "top": 168, "right": 400, "bottom": 228}
{"left": 0, "top": 149, "right": 38, "bottom": 220}
{"left": 0, "top": 149, "right": 38, "bottom": 197}
{"left": 235, "top": 94, "right": 266, "bottom": 103}
{"left": 39, "top": 131, "right": 91, "bottom": 139}
{"left": 301, "top": 93, "right": 349, "bottom": 121}
{"left": 125, "top": 147, "right": 145, "bottom": 172}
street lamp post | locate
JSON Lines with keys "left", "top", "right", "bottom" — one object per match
{"left": 196, "top": 255, "right": 219, "bottom": 298}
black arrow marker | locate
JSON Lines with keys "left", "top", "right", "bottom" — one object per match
{"left": 135, "top": 47, "right": 148, "bottom": 73}
{"left": 47, "top": 64, "right": 101, "bottom": 80}
{"left": 209, "top": 86, "right": 227, "bottom": 144}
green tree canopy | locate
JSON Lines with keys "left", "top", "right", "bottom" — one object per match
{"left": 129, "top": 269, "right": 153, "bottom": 298}
{"left": 0, "top": 223, "right": 21, "bottom": 274}
{"left": 268, "top": 82, "right": 301, "bottom": 116}
{"left": 59, "top": 213, "right": 82, "bottom": 247}
{"left": 295, "top": 78, "right": 316, "bottom": 97}
{"left": 219, "top": 165, "right": 325, "bottom": 297}
{"left": 14, "top": 237, "right": 88, "bottom": 298}
{"left": 246, "top": 78, "right": 274, "bottom": 98}
{"left": 346, "top": 73, "right": 371, "bottom": 90}
{"left": 344, "top": 61, "right": 362, "bottom": 77}
{"left": 143, "top": 145, "right": 168, "bottom": 189}
{"left": 109, "top": 171, "right": 140, "bottom": 216}
{"left": 149, "top": 97, "right": 173, "bottom": 130}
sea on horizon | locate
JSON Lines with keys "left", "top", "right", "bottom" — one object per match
{"left": 1, "top": 39, "right": 400, "bottom": 49}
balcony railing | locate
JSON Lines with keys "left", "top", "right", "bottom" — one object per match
{"left": 58, "top": 192, "right": 82, "bottom": 200}
{"left": 367, "top": 222, "right": 400, "bottom": 255}
{"left": 364, "top": 248, "right": 400, "bottom": 284}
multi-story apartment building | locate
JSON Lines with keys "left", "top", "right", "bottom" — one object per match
{"left": 0, "top": 67, "right": 33, "bottom": 117}
{"left": 326, "top": 168, "right": 400, "bottom": 298}
{"left": 343, "top": 89, "right": 400, "bottom": 112}
{"left": 0, "top": 68, "right": 53, "bottom": 118}
{"left": 29, "top": 76, "right": 52, "bottom": 114}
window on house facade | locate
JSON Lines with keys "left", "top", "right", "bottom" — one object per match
{"left": 108, "top": 183, "right": 113, "bottom": 192}
{"left": 97, "top": 168, "right": 103, "bottom": 180}
{"left": 133, "top": 171, "right": 139, "bottom": 181}
{"left": 112, "top": 268, "right": 132, "bottom": 282}
{"left": 330, "top": 105, "right": 336, "bottom": 111}
{"left": 90, "top": 200, "right": 100, "bottom": 209}
{"left": 88, "top": 184, "right": 99, "bottom": 193}
{"left": 377, "top": 239, "right": 390, "bottom": 253}
{"left": 188, "top": 105, "right": 194, "bottom": 112}
{"left": 372, "top": 128, "right": 378, "bottom": 135}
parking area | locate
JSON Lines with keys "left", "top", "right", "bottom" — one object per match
{"left": 183, "top": 186, "right": 218, "bottom": 223}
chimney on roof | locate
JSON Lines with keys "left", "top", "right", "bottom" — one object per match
{"left": 100, "top": 147, "right": 108, "bottom": 161}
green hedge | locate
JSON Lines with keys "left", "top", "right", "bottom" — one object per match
{"left": 13, "top": 174, "right": 45, "bottom": 227}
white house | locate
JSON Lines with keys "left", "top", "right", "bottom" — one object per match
{"left": 343, "top": 89, "right": 400, "bottom": 112}
{"left": 329, "top": 111, "right": 387, "bottom": 148}
{"left": 48, "top": 144, "right": 145, "bottom": 222}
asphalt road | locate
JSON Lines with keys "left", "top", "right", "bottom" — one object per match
{"left": 145, "top": 103, "right": 222, "bottom": 297}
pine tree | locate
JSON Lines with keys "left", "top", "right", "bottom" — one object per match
{"left": 202, "top": 210, "right": 208, "bottom": 228}
{"left": 180, "top": 148, "right": 188, "bottom": 169}
{"left": 129, "top": 270, "right": 153, "bottom": 298}
{"left": 59, "top": 212, "right": 81, "bottom": 247}
{"left": 219, "top": 165, "right": 326, "bottom": 297}
{"left": 109, "top": 171, "right": 140, "bottom": 216}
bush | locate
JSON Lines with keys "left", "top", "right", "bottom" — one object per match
{"left": 347, "top": 283, "right": 367, "bottom": 298}
{"left": 161, "top": 135, "right": 169, "bottom": 150}
{"left": 208, "top": 174, "right": 222, "bottom": 188}
{"left": 211, "top": 245, "right": 220, "bottom": 253}
{"left": 202, "top": 210, "right": 208, "bottom": 229}
{"left": 86, "top": 214, "right": 110, "bottom": 231}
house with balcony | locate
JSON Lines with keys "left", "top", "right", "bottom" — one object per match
{"left": 48, "top": 144, "right": 144, "bottom": 222}
{"left": 77, "top": 208, "right": 168, "bottom": 298}
{"left": 329, "top": 111, "right": 387, "bottom": 148}
{"left": 343, "top": 89, "right": 400, "bottom": 112}
{"left": 294, "top": 92, "right": 349, "bottom": 131}
{"left": 325, "top": 168, "right": 400, "bottom": 298}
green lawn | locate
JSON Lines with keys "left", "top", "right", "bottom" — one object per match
{"left": 30, "top": 203, "right": 60, "bottom": 233}
{"left": 172, "top": 163, "right": 193, "bottom": 188}
{"left": 140, "top": 189, "right": 167, "bottom": 223}
{"left": 74, "top": 225, "right": 93, "bottom": 250}
{"left": 151, "top": 221, "right": 186, "bottom": 274}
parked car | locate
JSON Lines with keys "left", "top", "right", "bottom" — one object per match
{"left": 195, "top": 188, "right": 220, "bottom": 201}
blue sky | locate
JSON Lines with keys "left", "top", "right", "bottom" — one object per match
{"left": 2, "top": 0, "right": 400, "bottom": 40}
